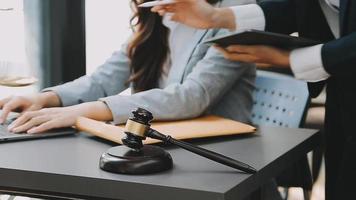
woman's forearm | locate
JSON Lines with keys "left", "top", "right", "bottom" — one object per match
{"left": 73, "top": 101, "right": 113, "bottom": 122}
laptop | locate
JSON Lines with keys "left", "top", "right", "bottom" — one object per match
{"left": 0, "top": 111, "right": 76, "bottom": 142}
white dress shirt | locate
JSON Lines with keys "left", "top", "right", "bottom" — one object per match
{"left": 328, "top": 0, "right": 340, "bottom": 7}
{"left": 230, "top": 0, "right": 340, "bottom": 82}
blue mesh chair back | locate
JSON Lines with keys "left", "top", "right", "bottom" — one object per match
{"left": 251, "top": 70, "right": 310, "bottom": 128}
{"left": 252, "top": 70, "right": 313, "bottom": 196}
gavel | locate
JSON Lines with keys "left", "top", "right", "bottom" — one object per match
{"left": 100, "top": 108, "right": 257, "bottom": 174}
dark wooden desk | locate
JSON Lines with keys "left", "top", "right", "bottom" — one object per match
{"left": 0, "top": 126, "right": 319, "bottom": 200}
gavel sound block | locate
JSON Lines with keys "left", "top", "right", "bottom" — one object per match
{"left": 99, "top": 108, "right": 257, "bottom": 175}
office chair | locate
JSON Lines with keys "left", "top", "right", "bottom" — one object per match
{"left": 251, "top": 70, "right": 312, "bottom": 200}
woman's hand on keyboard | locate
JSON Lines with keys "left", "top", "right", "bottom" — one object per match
{"left": 7, "top": 101, "right": 113, "bottom": 134}
{"left": 0, "top": 92, "right": 61, "bottom": 124}
{"left": 8, "top": 107, "right": 79, "bottom": 134}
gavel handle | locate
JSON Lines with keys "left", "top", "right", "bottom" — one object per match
{"left": 146, "top": 129, "right": 257, "bottom": 174}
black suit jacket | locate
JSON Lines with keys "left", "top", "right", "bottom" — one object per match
{"left": 258, "top": 0, "right": 356, "bottom": 199}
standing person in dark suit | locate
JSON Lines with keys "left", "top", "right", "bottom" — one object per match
{"left": 152, "top": 0, "right": 356, "bottom": 199}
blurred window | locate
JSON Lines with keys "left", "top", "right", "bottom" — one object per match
{"left": 0, "top": 0, "right": 37, "bottom": 97}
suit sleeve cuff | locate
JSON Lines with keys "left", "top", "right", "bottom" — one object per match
{"left": 42, "top": 86, "right": 80, "bottom": 107}
{"left": 290, "top": 44, "right": 330, "bottom": 82}
{"left": 98, "top": 90, "right": 136, "bottom": 125}
{"left": 229, "top": 4, "right": 266, "bottom": 31}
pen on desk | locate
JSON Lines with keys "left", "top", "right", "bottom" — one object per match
{"left": 138, "top": 0, "right": 176, "bottom": 8}
{"left": 0, "top": 8, "right": 14, "bottom": 11}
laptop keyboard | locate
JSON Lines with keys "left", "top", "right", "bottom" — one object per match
{"left": 0, "top": 125, "right": 15, "bottom": 136}
{"left": 0, "top": 118, "right": 21, "bottom": 136}
{"left": 0, "top": 125, "right": 12, "bottom": 136}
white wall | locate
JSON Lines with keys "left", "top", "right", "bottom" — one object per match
{"left": 86, "top": 0, "right": 132, "bottom": 74}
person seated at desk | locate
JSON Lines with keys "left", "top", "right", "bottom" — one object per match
{"left": 0, "top": 0, "right": 255, "bottom": 135}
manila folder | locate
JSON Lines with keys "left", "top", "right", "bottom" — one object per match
{"left": 75, "top": 115, "right": 256, "bottom": 144}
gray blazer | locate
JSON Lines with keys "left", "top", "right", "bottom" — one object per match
{"left": 46, "top": 0, "right": 256, "bottom": 124}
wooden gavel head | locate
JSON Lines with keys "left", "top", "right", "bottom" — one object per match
{"left": 121, "top": 108, "right": 153, "bottom": 150}
{"left": 100, "top": 108, "right": 173, "bottom": 174}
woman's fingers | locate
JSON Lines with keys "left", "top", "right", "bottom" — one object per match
{"left": 0, "top": 98, "right": 12, "bottom": 124}
{"left": 0, "top": 97, "right": 23, "bottom": 124}
{"left": 27, "top": 120, "right": 60, "bottom": 134}
{"left": 0, "top": 96, "right": 11, "bottom": 109}
{"left": 8, "top": 111, "right": 34, "bottom": 130}
{"left": 9, "top": 111, "right": 44, "bottom": 132}
{"left": 8, "top": 109, "right": 52, "bottom": 131}
{"left": 11, "top": 115, "right": 50, "bottom": 133}
{"left": 7, "top": 106, "right": 77, "bottom": 134}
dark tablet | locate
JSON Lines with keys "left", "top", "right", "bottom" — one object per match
{"left": 204, "top": 29, "right": 320, "bottom": 49}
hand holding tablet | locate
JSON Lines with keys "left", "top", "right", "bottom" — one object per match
{"left": 206, "top": 30, "right": 320, "bottom": 67}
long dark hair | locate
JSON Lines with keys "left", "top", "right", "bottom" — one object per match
{"left": 128, "top": 0, "right": 220, "bottom": 92}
